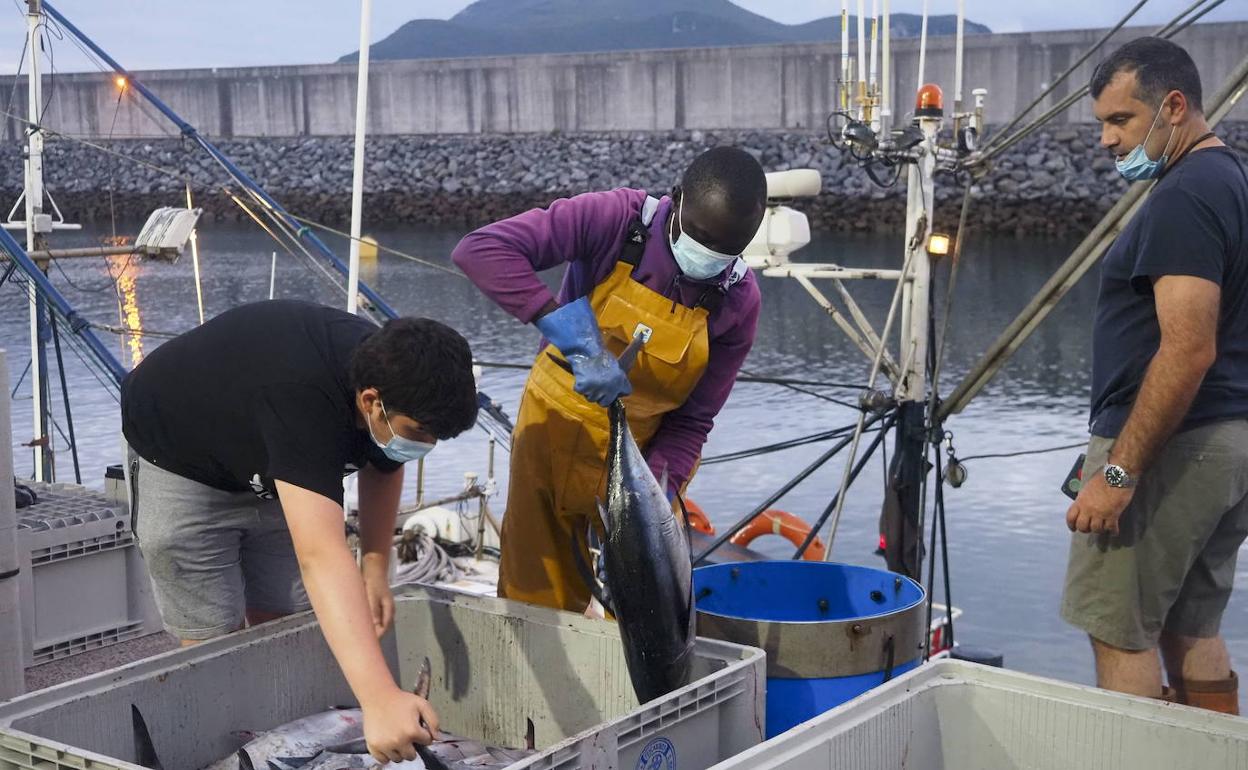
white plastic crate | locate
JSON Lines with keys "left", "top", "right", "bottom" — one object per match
{"left": 0, "top": 585, "right": 765, "bottom": 770}
{"left": 709, "top": 659, "right": 1248, "bottom": 770}
{"left": 15, "top": 482, "right": 162, "bottom": 666}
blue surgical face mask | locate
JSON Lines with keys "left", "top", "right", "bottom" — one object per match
{"left": 668, "top": 197, "right": 739, "bottom": 280}
{"left": 367, "top": 401, "right": 435, "bottom": 464}
{"left": 1115, "top": 97, "right": 1177, "bottom": 181}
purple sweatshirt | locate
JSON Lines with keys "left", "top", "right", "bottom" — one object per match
{"left": 451, "top": 188, "right": 761, "bottom": 493}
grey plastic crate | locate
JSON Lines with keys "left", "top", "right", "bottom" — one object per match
{"left": 0, "top": 585, "right": 765, "bottom": 770}
{"left": 709, "top": 659, "right": 1248, "bottom": 770}
{"left": 15, "top": 482, "right": 162, "bottom": 666}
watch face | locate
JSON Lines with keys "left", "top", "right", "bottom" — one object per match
{"left": 1105, "top": 465, "right": 1127, "bottom": 487}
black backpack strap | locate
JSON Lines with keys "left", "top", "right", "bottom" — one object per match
{"left": 695, "top": 285, "right": 726, "bottom": 312}
{"left": 619, "top": 216, "right": 649, "bottom": 267}
{"left": 618, "top": 194, "right": 661, "bottom": 267}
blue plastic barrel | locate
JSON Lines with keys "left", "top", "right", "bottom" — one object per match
{"left": 693, "top": 561, "right": 926, "bottom": 738}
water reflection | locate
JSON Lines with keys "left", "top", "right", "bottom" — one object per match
{"left": 106, "top": 253, "right": 146, "bottom": 367}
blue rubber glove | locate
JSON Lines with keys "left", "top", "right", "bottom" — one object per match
{"left": 535, "top": 297, "right": 633, "bottom": 407}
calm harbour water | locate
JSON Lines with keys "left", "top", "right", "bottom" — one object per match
{"left": 2, "top": 220, "right": 1244, "bottom": 696}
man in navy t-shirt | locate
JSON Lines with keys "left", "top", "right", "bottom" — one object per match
{"left": 1061, "top": 37, "right": 1248, "bottom": 715}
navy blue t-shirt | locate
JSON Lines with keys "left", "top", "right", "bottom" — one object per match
{"left": 1090, "top": 146, "right": 1248, "bottom": 437}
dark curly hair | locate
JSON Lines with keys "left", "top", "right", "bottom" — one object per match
{"left": 350, "top": 317, "right": 478, "bottom": 440}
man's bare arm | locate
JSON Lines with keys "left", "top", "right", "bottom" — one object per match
{"left": 1109, "top": 275, "right": 1220, "bottom": 474}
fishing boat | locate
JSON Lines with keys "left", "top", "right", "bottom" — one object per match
{"left": 0, "top": 0, "right": 1245, "bottom": 765}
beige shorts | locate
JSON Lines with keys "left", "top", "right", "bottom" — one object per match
{"left": 1061, "top": 420, "right": 1248, "bottom": 650}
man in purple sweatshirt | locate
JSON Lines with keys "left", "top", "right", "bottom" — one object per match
{"left": 452, "top": 147, "right": 767, "bottom": 611}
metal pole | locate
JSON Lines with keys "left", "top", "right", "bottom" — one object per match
{"left": 473, "top": 438, "right": 496, "bottom": 559}
{"left": 35, "top": 293, "right": 53, "bottom": 480}
{"left": 347, "top": 0, "right": 372, "bottom": 315}
{"left": 485, "top": 437, "right": 497, "bottom": 533}
{"left": 881, "top": 0, "right": 891, "bottom": 132}
{"left": 856, "top": 0, "right": 867, "bottom": 120}
{"left": 474, "top": 492, "right": 487, "bottom": 560}
{"left": 868, "top": 0, "right": 879, "bottom": 102}
{"left": 0, "top": 350, "right": 25, "bottom": 699}
{"left": 415, "top": 457, "right": 425, "bottom": 509}
{"left": 936, "top": 449, "right": 955, "bottom": 650}
{"left": 186, "top": 185, "right": 204, "bottom": 324}
{"left": 916, "top": 0, "right": 929, "bottom": 88}
{"left": 50, "top": 318, "right": 80, "bottom": 484}
{"left": 923, "top": 441, "right": 941, "bottom": 659}
{"left": 396, "top": 489, "right": 483, "bottom": 518}
{"left": 840, "top": 0, "right": 850, "bottom": 113}
{"left": 899, "top": 124, "right": 936, "bottom": 403}
{"left": 953, "top": 0, "right": 965, "bottom": 112}
{"left": 474, "top": 448, "right": 488, "bottom": 560}
{"left": 21, "top": 246, "right": 138, "bottom": 260}
{"left": 25, "top": 0, "right": 51, "bottom": 482}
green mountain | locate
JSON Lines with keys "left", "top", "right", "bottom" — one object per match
{"left": 339, "top": 0, "right": 990, "bottom": 62}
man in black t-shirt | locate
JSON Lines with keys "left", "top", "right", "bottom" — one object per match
{"left": 1061, "top": 38, "right": 1248, "bottom": 715}
{"left": 121, "top": 299, "right": 479, "bottom": 764}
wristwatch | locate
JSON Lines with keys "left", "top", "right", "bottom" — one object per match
{"left": 1103, "top": 463, "right": 1138, "bottom": 489}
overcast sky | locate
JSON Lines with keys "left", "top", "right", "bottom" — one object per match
{"left": 0, "top": 0, "right": 1241, "bottom": 74}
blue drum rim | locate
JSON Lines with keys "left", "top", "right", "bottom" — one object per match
{"left": 693, "top": 561, "right": 926, "bottom": 625}
{"left": 693, "top": 562, "right": 928, "bottom": 677}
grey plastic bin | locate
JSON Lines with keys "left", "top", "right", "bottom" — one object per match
{"left": 0, "top": 585, "right": 765, "bottom": 770}
{"left": 709, "top": 659, "right": 1248, "bottom": 770}
{"left": 15, "top": 482, "right": 162, "bottom": 666}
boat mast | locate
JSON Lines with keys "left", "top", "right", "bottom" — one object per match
{"left": 881, "top": 0, "right": 891, "bottom": 134}
{"left": 23, "top": 0, "right": 52, "bottom": 481}
{"left": 346, "top": 0, "right": 372, "bottom": 315}
{"left": 887, "top": 85, "right": 941, "bottom": 577}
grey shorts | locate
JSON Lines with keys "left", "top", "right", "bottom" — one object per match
{"left": 1061, "top": 420, "right": 1248, "bottom": 651}
{"left": 129, "top": 455, "right": 309, "bottom": 641}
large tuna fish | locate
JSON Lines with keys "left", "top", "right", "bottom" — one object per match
{"left": 207, "top": 709, "right": 368, "bottom": 770}
{"left": 592, "top": 399, "right": 696, "bottom": 703}
{"left": 310, "top": 730, "right": 534, "bottom": 770}
{"left": 208, "top": 658, "right": 535, "bottom": 770}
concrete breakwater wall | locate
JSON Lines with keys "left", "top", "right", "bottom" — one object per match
{"left": 7, "top": 122, "right": 1246, "bottom": 238}
{"left": 0, "top": 22, "right": 1244, "bottom": 140}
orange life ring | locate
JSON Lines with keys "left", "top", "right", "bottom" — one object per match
{"left": 730, "top": 510, "right": 826, "bottom": 561}
{"left": 681, "top": 498, "right": 717, "bottom": 536}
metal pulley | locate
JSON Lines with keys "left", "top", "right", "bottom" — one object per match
{"left": 859, "top": 388, "right": 895, "bottom": 414}
{"left": 945, "top": 457, "right": 968, "bottom": 488}
{"left": 941, "top": 430, "right": 967, "bottom": 488}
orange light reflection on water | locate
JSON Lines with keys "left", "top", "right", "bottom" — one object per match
{"left": 107, "top": 252, "right": 144, "bottom": 366}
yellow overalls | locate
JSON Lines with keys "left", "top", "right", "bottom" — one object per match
{"left": 497, "top": 229, "right": 713, "bottom": 612}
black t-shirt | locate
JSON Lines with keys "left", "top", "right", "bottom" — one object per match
{"left": 1091, "top": 147, "right": 1248, "bottom": 437}
{"left": 121, "top": 300, "right": 401, "bottom": 504}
